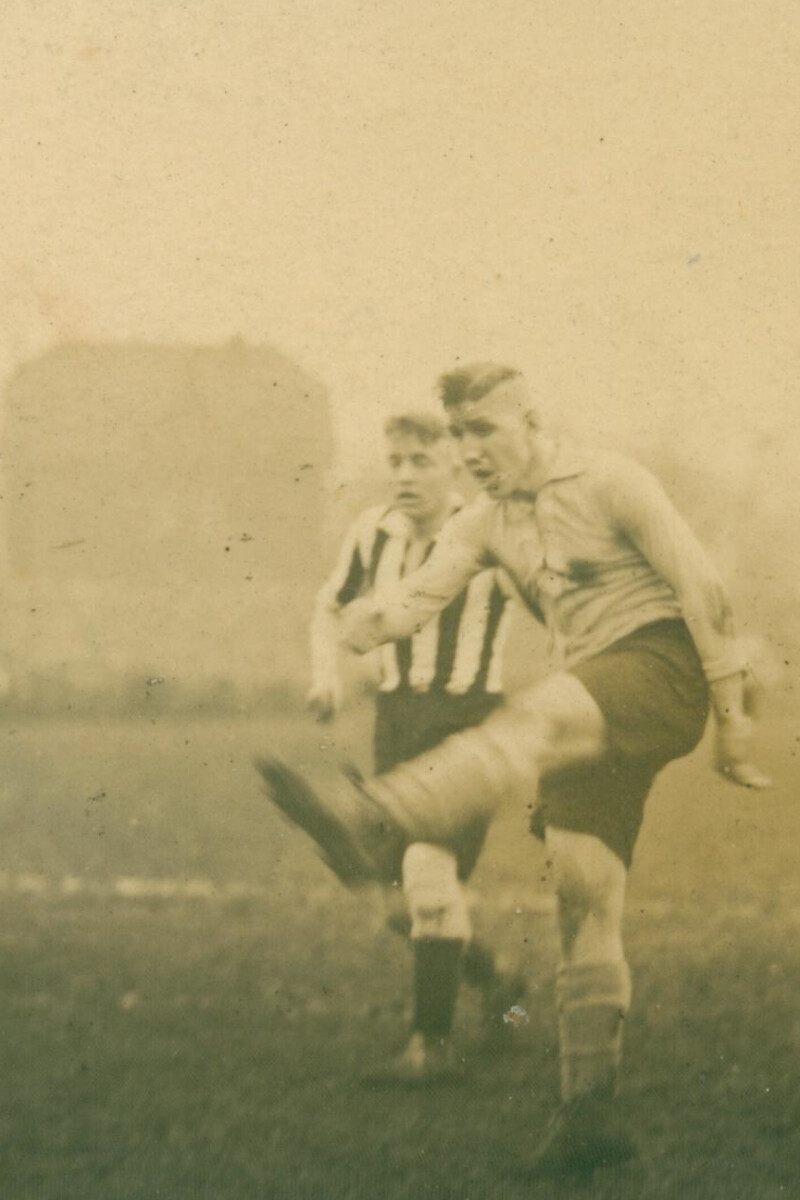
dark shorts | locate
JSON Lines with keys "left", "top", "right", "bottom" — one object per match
{"left": 531, "top": 619, "right": 710, "bottom": 868}
{"left": 375, "top": 688, "right": 502, "bottom": 879}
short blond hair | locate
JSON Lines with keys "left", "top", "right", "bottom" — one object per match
{"left": 384, "top": 412, "right": 448, "bottom": 444}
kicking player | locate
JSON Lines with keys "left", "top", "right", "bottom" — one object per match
{"left": 259, "top": 364, "right": 769, "bottom": 1176}
{"left": 303, "top": 412, "right": 524, "bottom": 1084}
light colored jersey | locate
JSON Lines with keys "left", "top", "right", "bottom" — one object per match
{"left": 348, "top": 441, "right": 744, "bottom": 683}
{"left": 318, "top": 503, "right": 511, "bottom": 694}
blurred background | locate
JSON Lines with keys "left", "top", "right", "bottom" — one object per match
{"left": 0, "top": 5, "right": 798, "bottom": 1197}
{"left": 0, "top": 329, "right": 791, "bottom": 714}
{"left": 0, "top": 0, "right": 797, "bottom": 715}
{"left": 0, "top": 338, "right": 332, "bottom": 710}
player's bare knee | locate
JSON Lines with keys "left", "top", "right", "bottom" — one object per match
{"left": 510, "top": 672, "right": 606, "bottom": 767}
{"left": 506, "top": 693, "right": 560, "bottom": 746}
{"left": 402, "top": 843, "right": 472, "bottom": 942}
{"left": 548, "top": 828, "right": 625, "bottom": 927}
{"left": 553, "top": 857, "right": 593, "bottom": 927}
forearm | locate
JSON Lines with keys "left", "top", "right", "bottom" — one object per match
{"left": 680, "top": 581, "right": 746, "bottom": 685}
{"left": 341, "top": 519, "right": 487, "bottom": 652}
{"left": 626, "top": 478, "right": 771, "bottom": 787}
{"left": 340, "top": 585, "right": 441, "bottom": 653}
{"left": 709, "top": 669, "right": 748, "bottom": 722}
{"left": 309, "top": 602, "right": 341, "bottom": 678}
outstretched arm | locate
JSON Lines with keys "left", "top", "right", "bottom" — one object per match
{"left": 341, "top": 502, "right": 490, "bottom": 653}
{"left": 607, "top": 461, "right": 771, "bottom": 789}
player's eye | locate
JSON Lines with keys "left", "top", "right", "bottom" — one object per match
{"left": 448, "top": 426, "right": 464, "bottom": 440}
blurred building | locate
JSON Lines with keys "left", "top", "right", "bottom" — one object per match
{"left": 0, "top": 339, "right": 332, "bottom": 709}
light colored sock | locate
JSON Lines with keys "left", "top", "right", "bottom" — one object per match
{"left": 368, "top": 704, "right": 542, "bottom": 843}
{"left": 557, "top": 960, "right": 632, "bottom": 1102}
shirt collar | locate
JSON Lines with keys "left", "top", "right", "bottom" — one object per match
{"left": 498, "top": 440, "right": 588, "bottom": 519}
{"left": 377, "top": 492, "right": 464, "bottom": 537}
{"left": 540, "top": 438, "right": 589, "bottom": 485}
{"left": 508, "top": 439, "right": 588, "bottom": 506}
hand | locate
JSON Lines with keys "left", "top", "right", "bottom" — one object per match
{"left": 340, "top": 598, "right": 381, "bottom": 654}
{"left": 714, "top": 713, "right": 772, "bottom": 789}
{"left": 306, "top": 677, "right": 342, "bottom": 723}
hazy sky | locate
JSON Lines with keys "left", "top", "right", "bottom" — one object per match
{"left": 1, "top": 0, "right": 798, "bottom": 472}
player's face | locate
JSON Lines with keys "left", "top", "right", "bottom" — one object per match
{"left": 386, "top": 433, "right": 453, "bottom": 523}
{"left": 447, "top": 392, "right": 534, "bottom": 498}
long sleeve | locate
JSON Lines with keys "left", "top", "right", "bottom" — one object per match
{"left": 309, "top": 519, "right": 369, "bottom": 676}
{"left": 341, "top": 501, "right": 490, "bottom": 653}
{"left": 605, "top": 461, "right": 745, "bottom": 682}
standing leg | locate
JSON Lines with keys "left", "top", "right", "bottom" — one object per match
{"left": 382, "top": 853, "right": 527, "bottom": 1042}
{"left": 550, "top": 828, "right": 630, "bottom": 1102}
{"left": 365, "top": 842, "right": 470, "bottom": 1086}
{"left": 524, "top": 826, "right": 637, "bottom": 1177}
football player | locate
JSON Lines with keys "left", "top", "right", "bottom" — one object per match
{"left": 303, "top": 412, "right": 524, "bottom": 1083}
{"left": 260, "top": 365, "right": 769, "bottom": 1175}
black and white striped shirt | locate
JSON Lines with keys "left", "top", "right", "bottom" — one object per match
{"left": 320, "top": 503, "right": 511, "bottom": 695}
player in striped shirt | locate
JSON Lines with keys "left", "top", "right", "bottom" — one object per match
{"left": 259, "top": 365, "right": 770, "bottom": 1175}
{"left": 305, "top": 412, "right": 523, "bottom": 1084}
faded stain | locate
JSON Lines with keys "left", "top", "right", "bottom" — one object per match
{"left": 503, "top": 1004, "right": 530, "bottom": 1027}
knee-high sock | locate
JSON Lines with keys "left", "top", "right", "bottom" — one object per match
{"left": 411, "top": 938, "right": 464, "bottom": 1039}
{"left": 557, "top": 961, "right": 632, "bottom": 1101}
{"left": 402, "top": 845, "right": 470, "bottom": 1040}
{"left": 393, "top": 844, "right": 498, "bottom": 993}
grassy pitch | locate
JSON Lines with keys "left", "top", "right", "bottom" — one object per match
{"left": 0, "top": 705, "right": 796, "bottom": 1199}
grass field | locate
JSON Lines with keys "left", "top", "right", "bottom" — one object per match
{"left": 0, "top": 700, "right": 798, "bottom": 1199}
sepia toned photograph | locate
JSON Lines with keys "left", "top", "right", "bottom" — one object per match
{"left": 0, "top": 2, "right": 797, "bottom": 1196}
